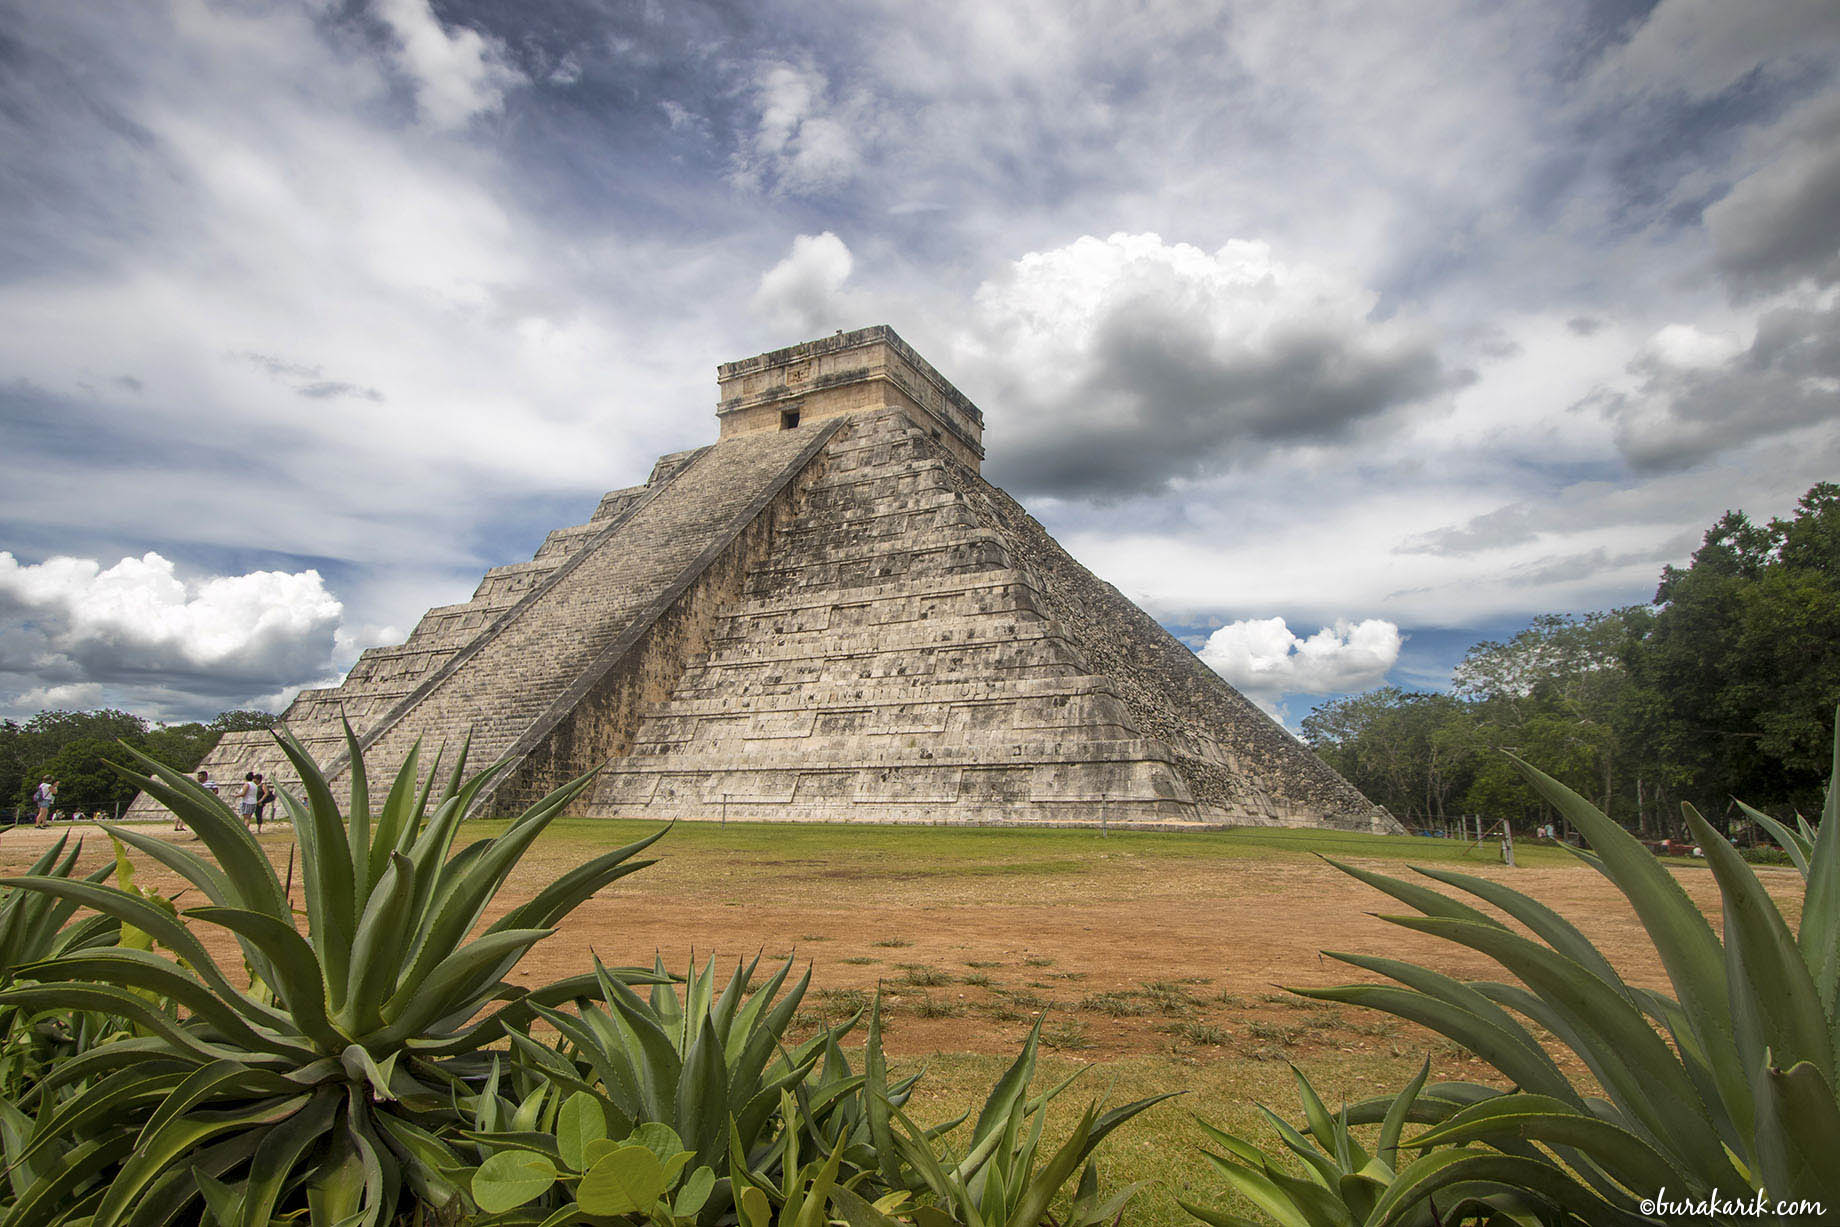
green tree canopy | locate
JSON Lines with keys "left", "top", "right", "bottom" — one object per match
{"left": 1626, "top": 481, "right": 1840, "bottom": 818}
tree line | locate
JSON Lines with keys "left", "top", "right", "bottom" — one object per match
{"left": 1, "top": 708, "right": 277, "bottom": 819}
{"left": 1303, "top": 482, "right": 1839, "bottom": 836}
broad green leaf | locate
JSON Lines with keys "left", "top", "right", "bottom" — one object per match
{"left": 630, "top": 1121, "right": 686, "bottom": 1166}
{"left": 473, "top": 1149, "right": 559, "bottom": 1213}
{"left": 738, "top": 1183, "right": 773, "bottom": 1227}
{"left": 557, "top": 1091, "right": 607, "bottom": 1172}
{"left": 581, "top": 1137, "right": 619, "bottom": 1170}
{"left": 577, "top": 1143, "right": 668, "bottom": 1217}
{"left": 675, "top": 1165, "right": 717, "bottom": 1217}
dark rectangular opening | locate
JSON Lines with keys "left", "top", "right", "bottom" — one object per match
{"left": 781, "top": 409, "right": 801, "bottom": 430}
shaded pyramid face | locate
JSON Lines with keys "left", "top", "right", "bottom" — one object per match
{"left": 140, "top": 328, "right": 1397, "bottom": 833}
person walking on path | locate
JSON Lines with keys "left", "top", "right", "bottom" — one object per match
{"left": 253, "top": 774, "right": 273, "bottom": 832}
{"left": 33, "top": 779, "right": 55, "bottom": 829}
{"left": 238, "top": 772, "right": 260, "bottom": 828}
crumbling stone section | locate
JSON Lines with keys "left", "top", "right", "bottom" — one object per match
{"left": 131, "top": 325, "right": 1394, "bottom": 834}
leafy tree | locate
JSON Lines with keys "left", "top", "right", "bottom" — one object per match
{"left": 1302, "top": 688, "right": 1478, "bottom": 827}
{"left": 1627, "top": 482, "right": 1840, "bottom": 819}
{"left": 3, "top": 706, "right": 281, "bottom": 818}
{"left": 23, "top": 736, "right": 140, "bottom": 817}
{"left": 207, "top": 709, "right": 280, "bottom": 733}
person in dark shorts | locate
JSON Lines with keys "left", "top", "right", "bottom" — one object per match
{"left": 254, "top": 774, "right": 274, "bottom": 831}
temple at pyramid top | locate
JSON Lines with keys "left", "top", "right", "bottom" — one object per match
{"left": 136, "top": 328, "right": 1398, "bottom": 834}
{"left": 716, "top": 325, "right": 985, "bottom": 468}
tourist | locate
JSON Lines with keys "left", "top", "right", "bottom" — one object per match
{"left": 239, "top": 772, "right": 260, "bottom": 827}
{"left": 254, "top": 774, "right": 273, "bottom": 832}
{"left": 33, "top": 779, "right": 55, "bottom": 829}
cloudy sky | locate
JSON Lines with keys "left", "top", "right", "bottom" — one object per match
{"left": 2, "top": 0, "right": 1837, "bottom": 726}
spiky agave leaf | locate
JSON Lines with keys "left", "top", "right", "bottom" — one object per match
{"left": 1296, "top": 712, "right": 1840, "bottom": 1221}
{"left": 0, "top": 727, "right": 667, "bottom": 1227}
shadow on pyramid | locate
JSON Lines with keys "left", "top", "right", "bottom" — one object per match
{"left": 135, "top": 327, "right": 1399, "bottom": 834}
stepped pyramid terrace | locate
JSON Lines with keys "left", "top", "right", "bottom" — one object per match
{"left": 134, "top": 327, "right": 1398, "bottom": 833}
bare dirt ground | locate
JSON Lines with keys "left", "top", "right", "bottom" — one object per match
{"left": 1, "top": 816, "right": 1798, "bottom": 1075}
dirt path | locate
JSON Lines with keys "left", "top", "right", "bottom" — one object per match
{"left": 3, "top": 818, "right": 1793, "bottom": 1073}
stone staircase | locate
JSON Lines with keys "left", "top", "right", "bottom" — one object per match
{"left": 588, "top": 410, "right": 1209, "bottom": 826}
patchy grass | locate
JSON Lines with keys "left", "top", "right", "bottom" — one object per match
{"left": 872, "top": 937, "right": 912, "bottom": 949}
{"left": 814, "top": 987, "right": 870, "bottom": 1020}
{"left": 1041, "top": 1018, "right": 1091, "bottom": 1050}
{"left": 907, "top": 993, "right": 960, "bottom": 1020}
{"left": 1170, "top": 1021, "right": 1232, "bottom": 1046}
{"left": 897, "top": 964, "right": 952, "bottom": 987}
{"left": 1081, "top": 991, "right": 1152, "bottom": 1018}
{"left": 1245, "top": 1019, "right": 1303, "bottom": 1045}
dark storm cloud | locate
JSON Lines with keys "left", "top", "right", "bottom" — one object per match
{"left": 995, "top": 335, "right": 1449, "bottom": 498}
{"left": 1704, "top": 97, "right": 1840, "bottom": 294}
{"left": 970, "top": 236, "right": 1453, "bottom": 500}
{"left": 1596, "top": 301, "right": 1840, "bottom": 472}
{"left": 0, "top": 550, "right": 343, "bottom": 721}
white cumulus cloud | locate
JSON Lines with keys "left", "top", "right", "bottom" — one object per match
{"left": 0, "top": 552, "right": 344, "bottom": 713}
{"left": 958, "top": 232, "right": 1448, "bottom": 496}
{"left": 752, "top": 231, "right": 856, "bottom": 335}
{"left": 1198, "top": 616, "right": 1401, "bottom": 717}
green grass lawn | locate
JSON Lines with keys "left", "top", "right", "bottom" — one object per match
{"left": 473, "top": 812, "right": 1578, "bottom": 870}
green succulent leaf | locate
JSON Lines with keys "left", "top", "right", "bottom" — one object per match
{"left": 577, "top": 1143, "right": 668, "bottom": 1217}
{"left": 474, "top": 1149, "right": 560, "bottom": 1213}
{"left": 557, "top": 1091, "right": 607, "bottom": 1172}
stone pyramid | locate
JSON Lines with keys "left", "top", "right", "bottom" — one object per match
{"left": 138, "top": 327, "right": 1397, "bottom": 833}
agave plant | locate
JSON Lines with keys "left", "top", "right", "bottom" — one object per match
{"left": 0, "top": 835, "right": 121, "bottom": 976}
{"left": 0, "top": 835, "right": 126, "bottom": 1160}
{"left": 1184, "top": 1062, "right": 1603, "bottom": 1227}
{"left": 878, "top": 1017, "right": 1172, "bottom": 1227}
{"left": 0, "top": 724, "right": 666, "bottom": 1227}
{"left": 471, "top": 952, "right": 898, "bottom": 1222}
{"left": 1281, "top": 713, "right": 1840, "bottom": 1224}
